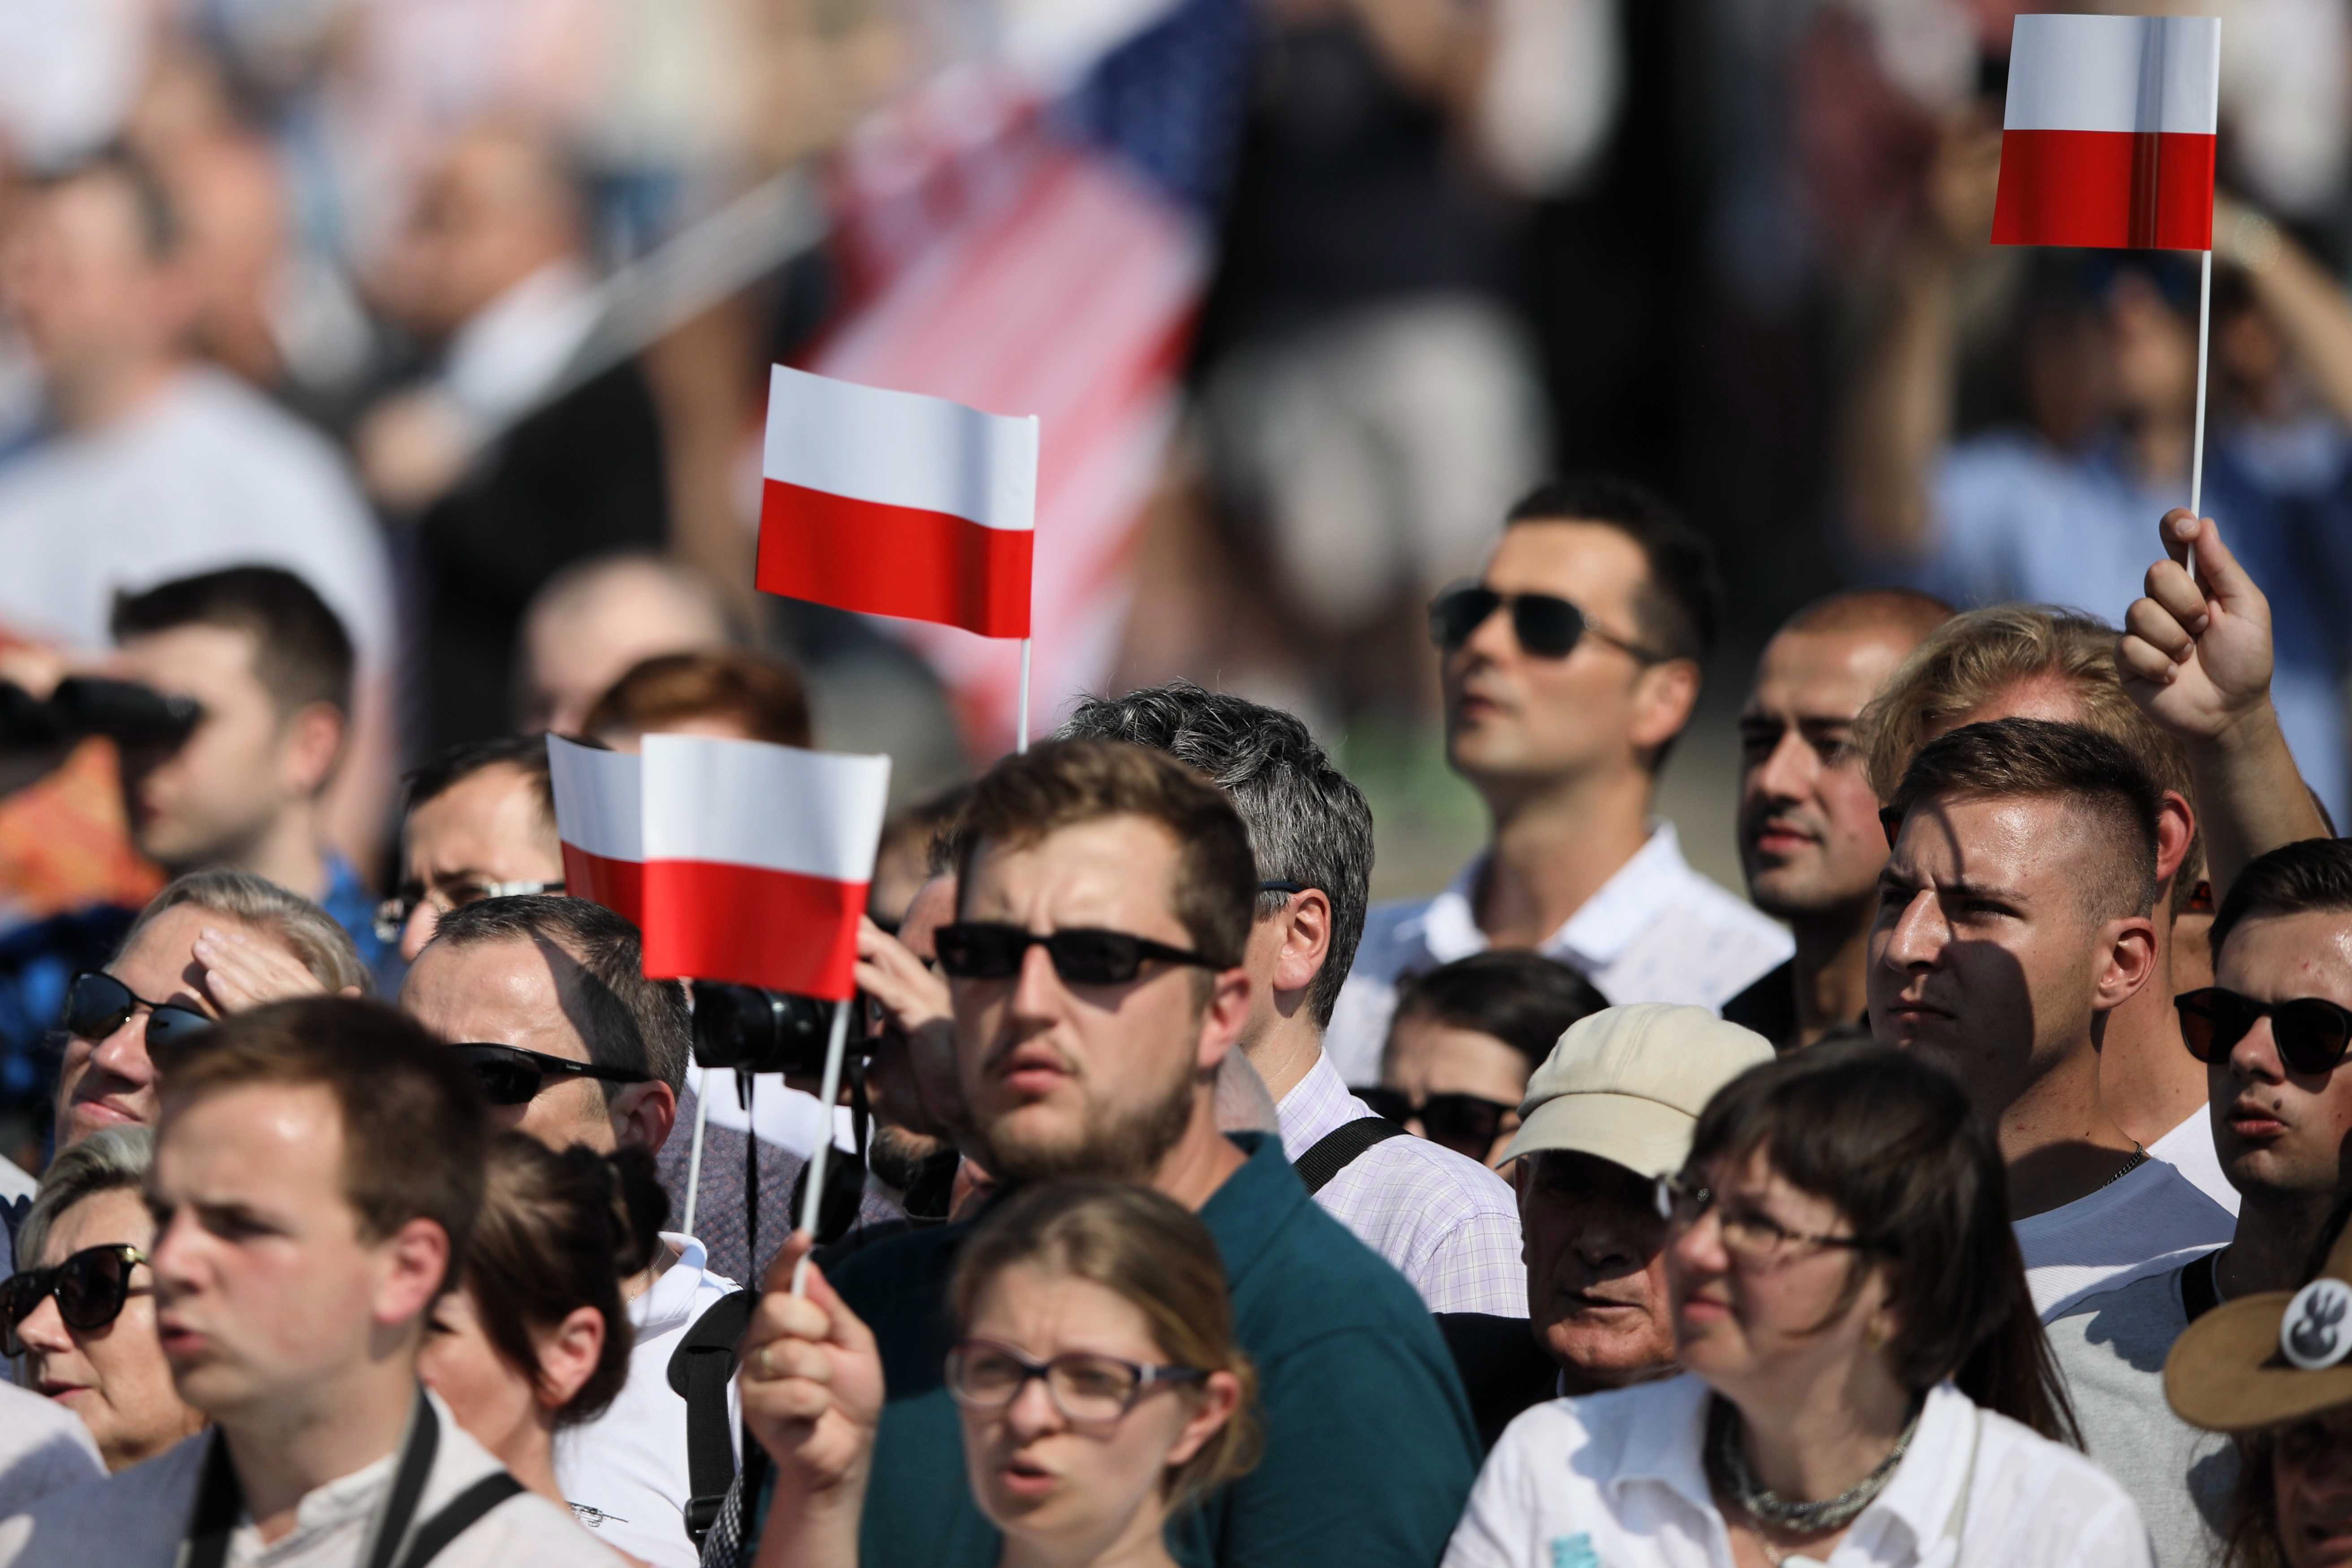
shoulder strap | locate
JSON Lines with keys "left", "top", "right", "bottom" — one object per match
{"left": 1294, "top": 1116, "right": 1408, "bottom": 1196}
{"left": 389, "top": 1474, "right": 525, "bottom": 1568}
{"left": 668, "top": 1287, "right": 758, "bottom": 1546}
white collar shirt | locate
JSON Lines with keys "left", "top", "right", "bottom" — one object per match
{"left": 1276, "top": 1052, "right": 1526, "bottom": 1316}
{"left": 1325, "top": 824, "right": 1793, "bottom": 1085}
{"left": 554, "top": 1232, "right": 739, "bottom": 1568}
{"left": 1442, "top": 1376, "right": 2152, "bottom": 1568}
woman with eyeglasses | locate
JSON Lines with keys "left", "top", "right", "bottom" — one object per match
{"left": 7, "top": 1128, "right": 205, "bottom": 1472}
{"left": 1372, "top": 952, "right": 1608, "bottom": 1167}
{"left": 742, "top": 1179, "right": 1259, "bottom": 1568}
{"left": 1445, "top": 1041, "right": 2153, "bottom": 1568}
{"left": 419, "top": 1135, "right": 660, "bottom": 1534}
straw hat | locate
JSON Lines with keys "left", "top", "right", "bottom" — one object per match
{"left": 2167, "top": 1223, "right": 2352, "bottom": 1432}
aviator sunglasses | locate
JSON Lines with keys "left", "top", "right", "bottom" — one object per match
{"left": 0, "top": 1244, "right": 146, "bottom": 1357}
{"left": 933, "top": 923, "right": 1219, "bottom": 986}
{"left": 60, "top": 971, "right": 214, "bottom": 1052}
{"left": 2177, "top": 986, "right": 2352, "bottom": 1076}
{"left": 1427, "top": 583, "right": 1667, "bottom": 663}
{"left": 451, "top": 1043, "right": 651, "bottom": 1106}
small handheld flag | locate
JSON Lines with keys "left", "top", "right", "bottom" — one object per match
{"left": 547, "top": 736, "right": 645, "bottom": 926}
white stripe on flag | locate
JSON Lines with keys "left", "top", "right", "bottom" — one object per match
{"left": 546, "top": 736, "right": 643, "bottom": 861}
{"left": 2004, "top": 14, "right": 2221, "bottom": 135}
{"left": 761, "top": 364, "right": 1040, "bottom": 532}
{"left": 639, "top": 734, "right": 892, "bottom": 881}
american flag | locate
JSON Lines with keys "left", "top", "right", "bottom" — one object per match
{"left": 804, "top": 0, "right": 1252, "bottom": 752}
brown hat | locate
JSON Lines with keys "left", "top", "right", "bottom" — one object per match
{"left": 2167, "top": 1222, "right": 2352, "bottom": 1433}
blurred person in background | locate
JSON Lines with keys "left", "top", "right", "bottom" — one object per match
{"left": 386, "top": 735, "right": 567, "bottom": 966}
{"left": 1329, "top": 477, "right": 1791, "bottom": 1080}
{"left": 517, "top": 552, "right": 735, "bottom": 735}
{"left": 1723, "top": 589, "right": 1951, "bottom": 1051}
{"left": 1859, "top": 603, "right": 2231, "bottom": 1213}
{"left": 8, "top": 1127, "right": 205, "bottom": 1473}
{"left": 868, "top": 786, "right": 971, "bottom": 935}
{"left": 0, "top": 143, "right": 396, "bottom": 862}
{"left": 1372, "top": 950, "right": 1607, "bottom": 1168}
{"left": 421, "top": 1135, "right": 662, "bottom": 1533}
{"left": 583, "top": 649, "right": 812, "bottom": 753}
{"left": 360, "top": 121, "right": 669, "bottom": 751}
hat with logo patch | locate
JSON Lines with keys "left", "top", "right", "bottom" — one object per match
{"left": 2167, "top": 1220, "right": 2352, "bottom": 1432}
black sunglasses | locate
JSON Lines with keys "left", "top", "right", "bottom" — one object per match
{"left": 1427, "top": 584, "right": 1666, "bottom": 663}
{"left": 2177, "top": 987, "right": 2352, "bottom": 1076}
{"left": 451, "top": 1043, "right": 652, "bottom": 1107}
{"left": 1360, "top": 1087, "right": 1515, "bottom": 1158}
{"left": 61, "top": 971, "right": 214, "bottom": 1053}
{"left": 933, "top": 923, "right": 1219, "bottom": 986}
{"left": 1, "top": 1244, "right": 146, "bottom": 1357}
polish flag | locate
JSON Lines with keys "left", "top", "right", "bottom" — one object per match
{"left": 754, "top": 364, "right": 1041, "bottom": 639}
{"left": 636, "top": 735, "right": 892, "bottom": 999}
{"left": 1992, "top": 14, "right": 2221, "bottom": 252}
{"left": 546, "top": 736, "right": 644, "bottom": 927}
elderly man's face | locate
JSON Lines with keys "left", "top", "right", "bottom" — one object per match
{"left": 1516, "top": 1150, "right": 1678, "bottom": 1391}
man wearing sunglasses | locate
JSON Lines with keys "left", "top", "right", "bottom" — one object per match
{"left": 1326, "top": 476, "right": 1791, "bottom": 1084}
{"left": 2045, "top": 836, "right": 2352, "bottom": 1566}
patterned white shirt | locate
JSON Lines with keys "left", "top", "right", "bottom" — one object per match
{"left": 1325, "top": 823, "right": 1794, "bottom": 1085}
{"left": 1279, "top": 1053, "right": 1527, "bottom": 1317}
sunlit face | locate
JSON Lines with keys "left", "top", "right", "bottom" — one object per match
{"left": 951, "top": 818, "right": 1237, "bottom": 1184}
{"left": 56, "top": 906, "right": 290, "bottom": 1149}
{"left": 397, "top": 766, "right": 565, "bottom": 962}
{"left": 956, "top": 1264, "right": 1234, "bottom": 1561}
{"left": 2208, "top": 912, "right": 2352, "bottom": 1205}
{"left": 2275, "top": 1405, "right": 2352, "bottom": 1568}
{"left": 18, "top": 1187, "right": 203, "bottom": 1471}
{"left": 398, "top": 936, "right": 632, "bottom": 1151}
{"left": 1516, "top": 1151, "right": 1676, "bottom": 1388}
{"left": 1664, "top": 1149, "right": 1891, "bottom": 1407}
{"left": 419, "top": 1285, "right": 539, "bottom": 1463}
{"left": 1737, "top": 628, "right": 1911, "bottom": 921}
{"left": 1382, "top": 1015, "right": 1529, "bottom": 1167}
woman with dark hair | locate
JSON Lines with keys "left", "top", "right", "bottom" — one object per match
{"left": 1373, "top": 951, "right": 1608, "bottom": 1166}
{"left": 419, "top": 1134, "right": 663, "bottom": 1520}
{"left": 1445, "top": 1041, "right": 2152, "bottom": 1567}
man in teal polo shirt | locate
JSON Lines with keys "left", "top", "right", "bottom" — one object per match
{"left": 718, "top": 738, "right": 1479, "bottom": 1568}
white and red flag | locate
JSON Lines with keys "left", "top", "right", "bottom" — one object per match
{"left": 754, "top": 364, "right": 1040, "bottom": 639}
{"left": 1992, "top": 14, "right": 2221, "bottom": 252}
{"left": 545, "top": 733, "right": 892, "bottom": 998}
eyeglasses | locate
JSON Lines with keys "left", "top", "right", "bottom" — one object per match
{"left": 0, "top": 1244, "right": 146, "bottom": 1356}
{"left": 1359, "top": 1087, "right": 1515, "bottom": 1159}
{"left": 2177, "top": 987, "right": 2352, "bottom": 1076}
{"left": 932, "top": 923, "right": 1220, "bottom": 986}
{"left": 945, "top": 1338, "right": 1206, "bottom": 1429}
{"left": 1654, "top": 1172, "right": 1881, "bottom": 1266}
{"left": 375, "top": 878, "right": 566, "bottom": 942}
{"left": 450, "top": 1043, "right": 651, "bottom": 1106}
{"left": 60, "top": 972, "right": 214, "bottom": 1052}
{"left": 1427, "top": 584, "right": 1667, "bottom": 663}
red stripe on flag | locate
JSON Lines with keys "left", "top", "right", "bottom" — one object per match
{"left": 1992, "top": 129, "right": 2216, "bottom": 251}
{"left": 562, "top": 844, "right": 644, "bottom": 928}
{"left": 754, "top": 478, "right": 1033, "bottom": 638}
{"left": 638, "top": 859, "right": 869, "bottom": 999}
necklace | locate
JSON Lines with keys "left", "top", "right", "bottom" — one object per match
{"left": 1707, "top": 1395, "right": 1924, "bottom": 1538}
{"left": 2097, "top": 1143, "right": 2149, "bottom": 1192}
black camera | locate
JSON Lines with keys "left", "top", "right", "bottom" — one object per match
{"left": 690, "top": 981, "right": 866, "bottom": 1077}
{"left": 0, "top": 678, "right": 202, "bottom": 752}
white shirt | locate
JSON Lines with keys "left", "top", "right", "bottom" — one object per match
{"left": 554, "top": 1232, "right": 739, "bottom": 1568}
{"left": 0, "top": 1389, "right": 618, "bottom": 1567}
{"left": 1278, "top": 1052, "right": 1527, "bottom": 1316}
{"left": 0, "top": 1382, "right": 100, "bottom": 1522}
{"left": 2147, "top": 1108, "right": 2238, "bottom": 1217}
{"left": 0, "top": 367, "right": 393, "bottom": 666}
{"left": 1442, "top": 1376, "right": 2152, "bottom": 1568}
{"left": 2015, "top": 1159, "right": 2235, "bottom": 1321}
{"left": 1326, "top": 824, "right": 1793, "bottom": 1085}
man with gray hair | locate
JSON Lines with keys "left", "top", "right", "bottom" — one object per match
{"left": 1060, "top": 681, "right": 1525, "bottom": 1315}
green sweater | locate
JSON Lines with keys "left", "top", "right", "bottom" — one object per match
{"left": 786, "top": 1132, "right": 1481, "bottom": 1568}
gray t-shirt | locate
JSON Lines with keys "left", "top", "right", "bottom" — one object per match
{"left": 2046, "top": 1257, "right": 2235, "bottom": 1568}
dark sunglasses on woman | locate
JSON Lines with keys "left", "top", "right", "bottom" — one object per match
{"left": 0, "top": 1243, "right": 146, "bottom": 1357}
{"left": 60, "top": 971, "right": 214, "bottom": 1052}
{"left": 2177, "top": 986, "right": 2352, "bottom": 1076}
{"left": 450, "top": 1043, "right": 652, "bottom": 1107}
{"left": 1427, "top": 583, "right": 1667, "bottom": 663}
{"left": 1359, "top": 1087, "right": 1514, "bottom": 1160}
{"left": 933, "top": 923, "right": 1218, "bottom": 986}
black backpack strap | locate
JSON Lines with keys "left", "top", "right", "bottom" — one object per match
{"left": 668, "top": 1287, "right": 760, "bottom": 1546}
{"left": 1294, "top": 1116, "right": 1408, "bottom": 1196}
{"left": 390, "top": 1474, "right": 525, "bottom": 1568}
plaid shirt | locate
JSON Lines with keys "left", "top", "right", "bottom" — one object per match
{"left": 1279, "top": 1054, "right": 1526, "bottom": 1317}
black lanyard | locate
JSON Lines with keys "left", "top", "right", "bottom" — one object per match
{"left": 180, "top": 1390, "right": 441, "bottom": 1568}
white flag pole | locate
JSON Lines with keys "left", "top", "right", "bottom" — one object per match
{"left": 681, "top": 1075, "right": 711, "bottom": 1238}
{"left": 2187, "top": 246, "right": 2212, "bottom": 583}
{"left": 790, "top": 998, "right": 856, "bottom": 1296}
{"left": 1016, "top": 638, "right": 1033, "bottom": 754}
